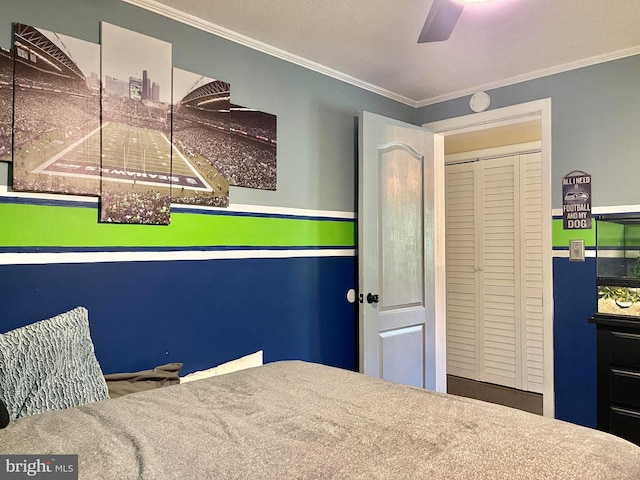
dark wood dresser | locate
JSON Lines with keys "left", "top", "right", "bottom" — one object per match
{"left": 590, "top": 314, "right": 640, "bottom": 445}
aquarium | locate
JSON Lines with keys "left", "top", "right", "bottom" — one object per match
{"left": 596, "top": 214, "right": 640, "bottom": 317}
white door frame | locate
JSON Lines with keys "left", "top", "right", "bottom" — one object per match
{"left": 424, "top": 98, "right": 554, "bottom": 418}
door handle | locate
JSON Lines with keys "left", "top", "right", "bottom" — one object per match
{"left": 367, "top": 293, "right": 379, "bottom": 304}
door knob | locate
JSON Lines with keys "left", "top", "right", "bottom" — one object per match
{"left": 367, "top": 293, "right": 379, "bottom": 304}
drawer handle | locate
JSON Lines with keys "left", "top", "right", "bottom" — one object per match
{"left": 611, "top": 369, "right": 640, "bottom": 379}
{"left": 611, "top": 406, "right": 640, "bottom": 419}
{"left": 612, "top": 332, "right": 640, "bottom": 341}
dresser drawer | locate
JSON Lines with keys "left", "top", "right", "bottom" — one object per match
{"left": 610, "top": 407, "right": 640, "bottom": 445}
{"left": 611, "top": 369, "right": 640, "bottom": 409}
{"left": 611, "top": 331, "right": 640, "bottom": 367}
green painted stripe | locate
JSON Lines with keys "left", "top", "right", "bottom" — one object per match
{"left": 552, "top": 218, "right": 595, "bottom": 247}
{"left": 0, "top": 203, "right": 355, "bottom": 248}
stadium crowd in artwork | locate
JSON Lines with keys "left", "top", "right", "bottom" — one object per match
{"left": 0, "top": 22, "right": 277, "bottom": 225}
{"left": 0, "top": 49, "right": 13, "bottom": 162}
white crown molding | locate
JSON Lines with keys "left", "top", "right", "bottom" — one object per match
{"left": 416, "top": 45, "right": 640, "bottom": 107}
{"left": 126, "top": 1, "right": 640, "bottom": 109}
{"left": 122, "top": 0, "right": 418, "bottom": 107}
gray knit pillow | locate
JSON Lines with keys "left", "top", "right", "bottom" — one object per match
{"left": 0, "top": 306, "right": 109, "bottom": 421}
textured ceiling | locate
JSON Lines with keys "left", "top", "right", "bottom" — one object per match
{"left": 125, "top": 0, "right": 640, "bottom": 106}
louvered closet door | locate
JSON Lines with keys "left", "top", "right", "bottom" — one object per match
{"left": 519, "top": 152, "right": 543, "bottom": 393}
{"left": 445, "top": 152, "right": 543, "bottom": 394}
{"left": 445, "top": 162, "right": 478, "bottom": 380}
{"left": 480, "top": 156, "right": 519, "bottom": 389}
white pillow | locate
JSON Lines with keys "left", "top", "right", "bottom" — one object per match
{"left": 180, "top": 351, "right": 263, "bottom": 384}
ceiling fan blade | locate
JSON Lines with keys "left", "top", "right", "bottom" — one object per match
{"left": 418, "top": 0, "right": 465, "bottom": 43}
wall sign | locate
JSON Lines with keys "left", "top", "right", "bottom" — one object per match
{"left": 562, "top": 170, "right": 591, "bottom": 229}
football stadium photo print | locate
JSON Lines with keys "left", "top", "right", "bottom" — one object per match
{"left": 0, "top": 47, "right": 12, "bottom": 162}
{"left": 1, "top": 20, "right": 278, "bottom": 225}
{"left": 171, "top": 68, "right": 230, "bottom": 207}
{"left": 11, "top": 23, "right": 101, "bottom": 196}
{"left": 100, "top": 22, "right": 172, "bottom": 225}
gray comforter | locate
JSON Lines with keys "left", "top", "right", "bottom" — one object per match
{"left": 2, "top": 361, "right": 639, "bottom": 479}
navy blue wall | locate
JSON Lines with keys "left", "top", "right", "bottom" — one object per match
{"left": 0, "top": 257, "right": 357, "bottom": 374}
{"left": 553, "top": 256, "right": 598, "bottom": 427}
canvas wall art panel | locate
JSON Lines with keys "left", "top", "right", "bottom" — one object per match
{"left": 0, "top": 46, "right": 12, "bottom": 162}
{"left": 228, "top": 106, "right": 276, "bottom": 190}
{"left": 100, "top": 22, "right": 172, "bottom": 224}
{"left": 11, "top": 24, "right": 101, "bottom": 195}
{"left": 171, "top": 67, "right": 229, "bottom": 207}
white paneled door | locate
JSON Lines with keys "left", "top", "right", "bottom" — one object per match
{"left": 445, "top": 152, "right": 543, "bottom": 394}
{"left": 358, "top": 111, "right": 446, "bottom": 391}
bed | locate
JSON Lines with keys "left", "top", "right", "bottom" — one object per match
{"left": 2, "top": 360, "right": 640, "bottom": 479}
{"left": 1, "top": 307, "right": 640, "bottom": 478}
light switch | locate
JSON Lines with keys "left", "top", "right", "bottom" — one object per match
{"left": 569, "top": 239, "right": 585, "bottom": 262}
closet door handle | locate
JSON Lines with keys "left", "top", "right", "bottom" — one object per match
{"left": 367, "top": 293, "right": 379, "bottom": 304}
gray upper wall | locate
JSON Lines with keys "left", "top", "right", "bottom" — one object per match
{"left": 417, "top": 54, "right": 640, "bottom": 210}
{"left": 6, "top": 1, "right": 639, "bottom": 212}
{"left": 1, "top": 0, "right": 415, "bottom": 213}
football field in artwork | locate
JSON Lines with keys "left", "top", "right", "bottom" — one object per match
{"left": 34, "top": 122, "right": 214, "bottom": 192}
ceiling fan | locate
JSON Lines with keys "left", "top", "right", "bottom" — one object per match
{"left": 418, "top": 0, "right": 480, "bottom": 43}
